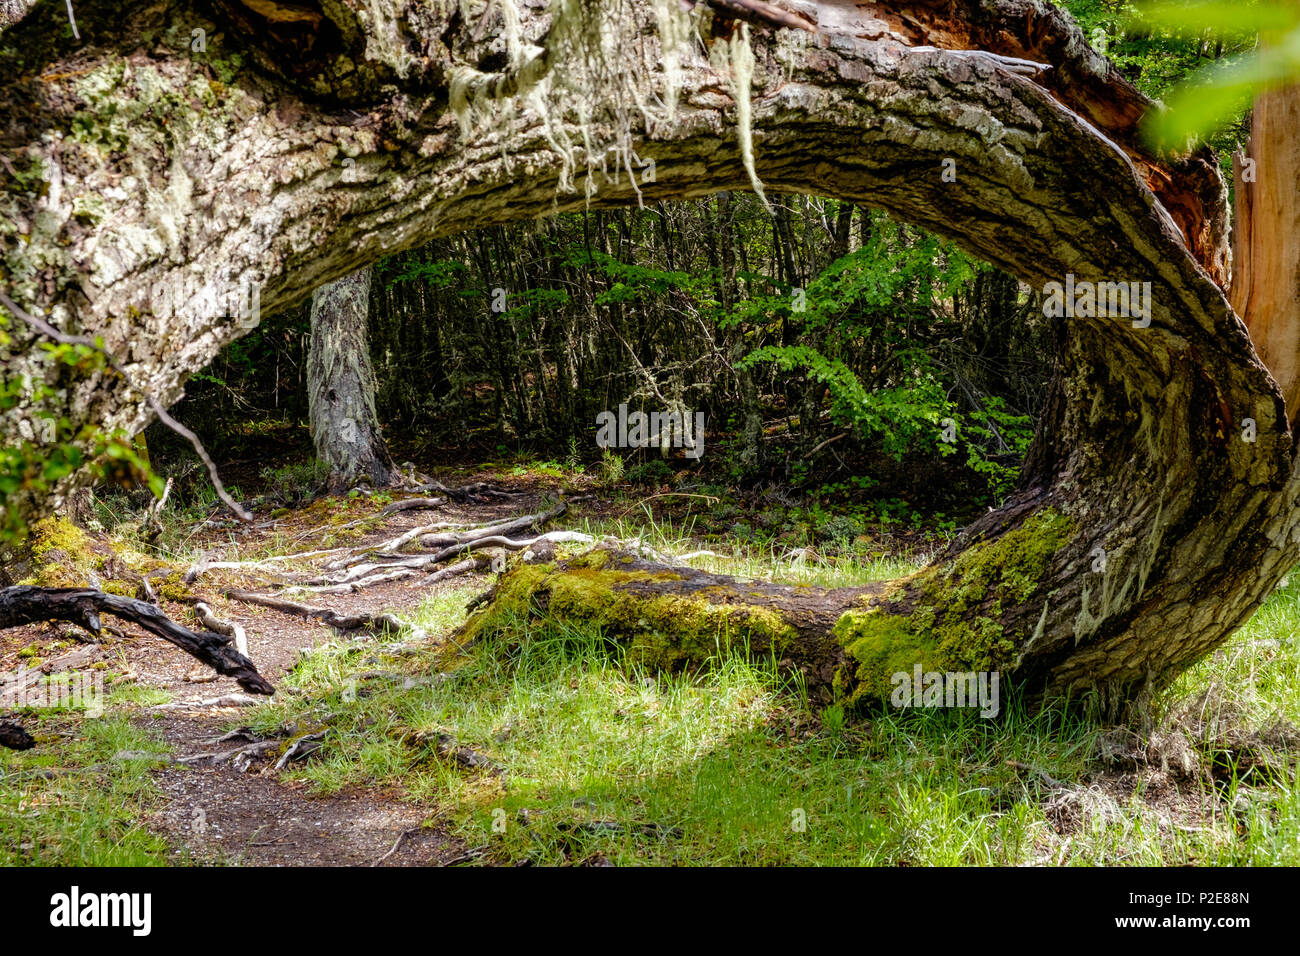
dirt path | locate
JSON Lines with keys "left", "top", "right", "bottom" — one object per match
{"left": 2, "top": 479, "right": 563, "bottom": 866}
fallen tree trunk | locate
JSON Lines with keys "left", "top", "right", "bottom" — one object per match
{"left": 0, "top": 586, "right": 275, "bottom": 695}
{"left": 1, "top": 0, "right": 1297, "bottom": 712}
{"left": 457, "top": 548, "right": 886, "bottom": 699}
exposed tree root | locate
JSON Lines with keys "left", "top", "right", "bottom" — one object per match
{"left": 330, "top": 503, "right": 569, "bottom": 570}
{"left": 413, "top": 481, "right": 522, "bottom": 503}
{"left": 225, "top": 589, "right": 413, "bottom": 636}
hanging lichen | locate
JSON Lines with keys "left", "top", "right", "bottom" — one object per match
{"left": 442, "top": 0, "right": 766, "bottom": 210}
{"left": 650, "top": 0, "right": 694, "bottom": 121}
{"left": 711, "top": 22, "right": 770, "bottom": 210}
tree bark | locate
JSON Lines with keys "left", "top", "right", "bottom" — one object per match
{"left": 307, "top": 266, "right": 395, "bottom": 490}
{"left": 0, "top": 0, "right": 1295, "bottom": 710}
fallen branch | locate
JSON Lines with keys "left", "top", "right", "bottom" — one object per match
{"left": 225, "top": 588, "right": 412, "bottom": 635}
{"left": 0, "top": 586, "right": 274, "bottom": 695}
{"left": 193, "top": 602, "right": 248, "bottom": 657}
{"left": 292, "top": 567, "right": 421, "bottom": 594}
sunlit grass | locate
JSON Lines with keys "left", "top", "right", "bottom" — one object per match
{"left": 246, "top": 569, "right": 1300, "bottom": 866}
{"left": 575, "top": 507, "right": 932, "bottom": 589}
{"left": 18, "top": 487, "right": 1299, "bottom": 867}
{"left": 0, "top": 716, "right": 175, "bottom": 866}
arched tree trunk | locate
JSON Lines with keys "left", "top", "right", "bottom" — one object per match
{"left": 1, "top": 0, "right": 1297, "bottom": 711}
{"left": 307, "top": 266, "right": 395, "bottom": 491}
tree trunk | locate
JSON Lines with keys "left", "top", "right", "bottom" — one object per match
{"left": 0, "top": 0, "right": 1294, "bottom": 711}
{"left": 307, "top": 267, "right": 395, "bottom": 491}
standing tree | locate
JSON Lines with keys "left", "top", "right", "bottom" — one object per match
{"left": 307, "top": 267, "right": 396, "bottom": 490}
{"left": 1, "top": 0, "right": 1298, "bottom": 713}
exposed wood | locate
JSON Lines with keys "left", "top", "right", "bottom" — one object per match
{"left": 194, "top": 601, "right": 249, "bottom": 657}
{"left": 1231, "top": 84, "right": 1300, "bottom": 421}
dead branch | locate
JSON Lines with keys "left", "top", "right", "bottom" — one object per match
{"left": 224, "top": 588, "right": 412, "bottom": 635}
{"left": 0, "top": 291, "right": 251, "bottom": 523}
{"left": 177, "top": 739, "right": 281, "bottom": 769}
{"left": 0, "top": 586, "right": 274, "bottom": 694}
{"left": 193, "top": 601, "right": 249, "bottom": 657}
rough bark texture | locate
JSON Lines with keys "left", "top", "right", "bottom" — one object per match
{"left": 1, "top": 0, "right": 1297, "bottom": 709}
{"left": 307, "top": 266, "right": 395, "bottom": 489}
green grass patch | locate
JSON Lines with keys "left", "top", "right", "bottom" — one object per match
{"left": 0, "top": 715, "right": 176, "bottom": 865}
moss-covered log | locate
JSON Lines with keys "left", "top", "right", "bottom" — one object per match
{"left": 462, "top": 514, "right": 1078, "bottom": 707}
{"left": 459, "top": 548, "right": 883, "bottom": 698}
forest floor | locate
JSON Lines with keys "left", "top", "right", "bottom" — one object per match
{"left": 2, "top": 464, "right": 1299, "bottom": 866}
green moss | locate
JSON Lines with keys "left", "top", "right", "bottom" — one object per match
{"left": 458, "top": 555, "right": 799, "bottom": 671}
{"left": 833, "top": 606, "right": 938, "bottom": 702}
{"left": 22, "top": 518, "right": 182, "bottom": 599}
{"left": 151, "top": 571, "right": 191, "bottom": 603}
{"left": 836, "top": 508, "right": 1074, "bottom": 702}
{"left": 26, "top": 517, "right": 97, "bottom": 587}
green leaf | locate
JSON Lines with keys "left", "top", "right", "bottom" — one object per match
{"left": 1143, "top": 40, "right": 1300, "bottom": 146}
{"left": 1133, "top": 0, "right": 1300, "bottom": 37}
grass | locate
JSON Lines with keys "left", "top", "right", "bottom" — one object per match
{"left": 575, "top": 506, "right": 933, "bottom": 589}
{"left": 236, "top": 539, "right": 1300, "bottom": 866}
{"left": 0, "top": 715, "right": 175, "bottom": 865}
{"left": 5, "top": 491, "right": 1299, "bottom": 867}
